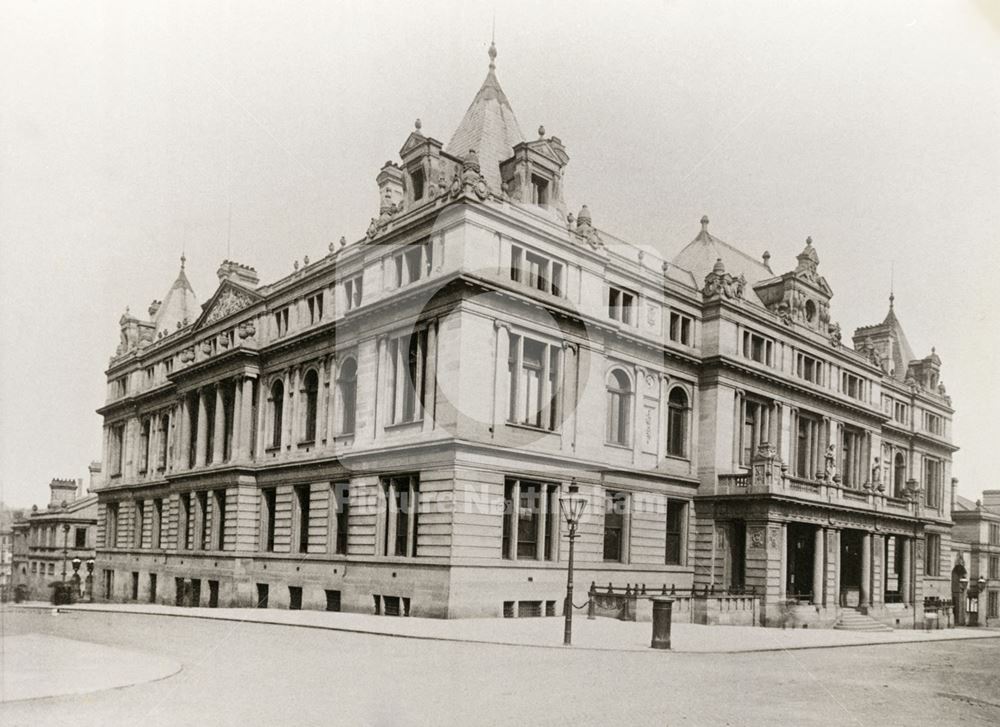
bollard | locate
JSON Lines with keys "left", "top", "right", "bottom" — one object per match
{"left": 651, "top": 596, "right": 674, "bottom": 650}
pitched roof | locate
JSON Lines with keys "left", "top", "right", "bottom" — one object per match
{"left": 155, "top": 255, "right": 200, "bottom": 337}
{"left": 671, "top": 216, "right": 773, "bottom": 289}
{"left": 854, "top": 295, "right": 915, "bottom": 381}
{"left": 444, "top": 42, "right": 525, "bottom": 193}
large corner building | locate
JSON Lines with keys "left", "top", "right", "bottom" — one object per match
{"left": 94, "top": 46, "right": 957, "bottom": 626}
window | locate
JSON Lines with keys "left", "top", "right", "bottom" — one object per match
{"left": 410, "top": 168, "right": 425, "bottom": 200}
{"left": 196, "top": 491, "right": 209, "bottom": 550}
{"left": 273, "top": 307, "right": 290, "bottom": 337}
{"left": 840, "top": 426, "right": 865, "bottom": 488}
{"left": 111, "top": 376, "right": 128, "bottom": 399}
{"left": 796, "top": 352, "right": 824, "bottom": 385}
{"left": 841, "top": 372, "right": 865, "bottom": 401}
{"left": 665, "top": 500, "right": 686, "bottom": 565}
{"left": 502, "top": 478, "right": 558, "bottom": 560}
{"left": 924, "top": 458, "right": 943, "bottom": 509}
{"left": 261, "top": 488, "right": 277, "bottom": 552}
{"left": 989, "top": 591, "right": 999, "bottom": 620}
{"left": 145, "top": 366, "right": 155, "bottom": 385}
{"left": 892, "top": 451, "right": 907, "bottom": 498}
{"left": 134, "top": 500, "right": 145, "bottom": 547}
{"left": 923, "top": 411, "right": 943, "bottom": 436}
{"left": 164, "top": 358, "right": 173, "bottom": 375}
{"left": 893, "top": 401, "right": 908, "bottom": 425}
{"left": 925, "top": 534, "right": 941, "bottom": 577}
{"left": 509, "top": 245, "right": 564, "bottom": 297}
{"left": 669, "top": 312, "right": 693, "bottom": 346}
{"left": 530, "top": 174, "right": 549, "bottom": 206}
{"left": 990, "top": 523, "right": 1000, "bottom": 546}
{"left": 606, "top": 369, "right": 632, "bottom": 446}
{"left": 608, "top": 286, "right": 637, "bottom": 326}
{"left": 393, "top": 241, "right": 432, "bottom": 288}
{"left": 508, "top": 334, "right": 561, "bottom": 431}
{"left": 109, "top": 424, "right": 125, "bottom": 477}
{"left": 740, "top": 398, "right": 772, "bottom": 466}
{"left": 382, "top": 475, "right": 419, "bottom": 557}
{"left": 106, "top": 503, "right": 120, "bottom": 548}
{"left": 330, "top": 482, "right": 350, "bottom": 555}
{"left": 178, "top": 494, "right": 190, "bottom": 550}
{"left": 151, "top": 499, "right": 163, "bottom": 549}
{"left": 74, "top": 527, "right": 87, "bottom": 549}
{"left": 302, "top": 370, "right": 319, "bottom": 442}
{"left": 388, "top": 330, "right": 429, "bottom": 425}
{"left": 293, "top": 485, "right": 311, "bottom": 554}
{"left": 344, "top": 275, "right": 363, "bottom": 311}
{"left": 989, "top": 556, "right": 999, "bottom": 580}
{"left": 742, "top": 330, "right": 773, "bottom": 366}
{"left": 666, "top": 387, "right": 689, "bottom": 458}
{"left": 269, "top": 379, "right": 285, "bottom": 449}
{"left": 306, "top": 293, "right": 324, "bottom": 325}
{"left": 336, "top": 358, "right": 358, "bottom": 435}
{"left": 795, "top": 412, "right": 822, "bottom": 479}
{"left": 212, "top": 490, "right": 226, "bottom": 551}
{"left": 603, "top": 490, "right": 627, "bottom": 562}
{"left": 157, "top": 414, "right": 169, "bottom": 469}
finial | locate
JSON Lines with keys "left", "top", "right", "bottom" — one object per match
{"left": 762, "top": 251, "right": 771, "bottom": 266}
{"left": 293, "top": 260, "right": 299, "bottom": 271}
{"left": 890, "top": 261, "right": 895, "bottom": 309}
{"left": 328, "top": 240, "right": 335, "bottom": 253}
{"left": 180, "top": 253, "right": 186, "bottom": 270}
{"left": 931, "top": 346, "right": 936, "bottom": 354}
{"left": 700, "top": 215, "right": 709, "bottom": 232}
{"left": 488, "top": 40, "right": 497, "bottom": 70}
{"left": 806, "top": 236, "right": 813, "bottom": 246}
{"left": 303, "top": 255, "right": 309, "bottom": 266}
{"left": 340, "top": 235, "right": 347, "bottom": 248}
{"left": 538, "top": 124, "right": 545, "bottom": 138}
{"left": 415, "top": 118, "right": 422, "bottom": 132}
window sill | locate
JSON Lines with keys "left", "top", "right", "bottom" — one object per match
{"left": 663, "top": 453, "right": 690, "bottom": 463}
{"left": 384, "top": 419, "right": 423, "bottom": 432}
{"left": 333, "top": 433, "right": 355, "bottom": 442}
{"left": 506, "top": 421, "right": 558, "bottom": 435}
{"left": 604, "top": 441, "right": 632, "bottom": 451}
{"left": 296, "top": 439, "right": 316, "bottom": 449}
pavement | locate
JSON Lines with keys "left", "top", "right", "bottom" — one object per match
{"left": 13, "top": 601, "right": 1000, "bottom": 653}
{"left": 0, "top": 632, "right": 181, "bottom": 703}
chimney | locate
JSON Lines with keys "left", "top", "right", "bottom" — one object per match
{"left": 88, "top": 461, "right": 102, "bottom": 493}
{"left": 48, "top": 478, "right": 78, "bottom": 507}
{"left": 216, "top": 260, "right": 260, "bottom": 288}
{"left": 982, "top": 490, "right": 1000, "bottom": 512}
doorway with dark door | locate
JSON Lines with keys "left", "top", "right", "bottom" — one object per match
{"left": 786, "top": 523, "right": 816, "bottom": 601}
{"left": 840, "top": 529, "right": 864, "bottom": 607}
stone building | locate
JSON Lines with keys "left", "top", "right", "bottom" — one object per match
{"left": 11, "top": 475, "right": 99, "bottom": 600}
{"left": 951, "top": 492, "right": 1000, "bottom": 626}
{"left": 93, "top": 45, "right": 955, "bottom": 626}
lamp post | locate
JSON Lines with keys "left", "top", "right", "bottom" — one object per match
{"left": 559, "top": 480, "right": 587, "bottom": 646}
{"left": 85, "top": 558, "right": 95, "bottom": 602}
{"left": 61, "top": 523, "right": 70, "bottom": 583}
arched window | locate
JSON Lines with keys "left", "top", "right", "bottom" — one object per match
{"left": 302, "top": 369, "right": 319, "bottom": 442}
{"left": 666, "top": 387, "right": 689, "bottom": 458}
{"left": 606, "top": 369, "right": 632, "bottom": 446}
{"left": 337, "top": 358, "right": 358, "bottom": 435}
{"left": 270, "top": 379, "right": 284, "bottom": 449}
{"left": 893, "top": 451, "right": 906, "bottom": 498}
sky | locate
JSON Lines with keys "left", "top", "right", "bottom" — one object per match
{"left": 1, "top": 0, "right": 997, "bottom": 507}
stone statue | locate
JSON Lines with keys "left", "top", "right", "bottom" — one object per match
{"left": 823, "top": 444, "right": 838, "bottom": 482}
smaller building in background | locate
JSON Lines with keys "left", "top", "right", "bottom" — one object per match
{"left": 0, "top": 506, "right": 17, "bottom": 599}
{"left": 11, "top": 471, "right": 100, "bottom": 601}
{"left": 951, "top": 490, "right": 1000, "bottom": 626}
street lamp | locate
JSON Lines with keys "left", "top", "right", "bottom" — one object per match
{"left": 61, "top": 523, "right": 70, "bottom": 583}
{"left": 559, "top": 479, "right": 587, "bottom": 646}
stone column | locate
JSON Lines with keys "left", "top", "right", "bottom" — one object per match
{"left": 900, "top": 537, "right": 912, "bottom": 605}
{"left": 393, "top": 338, "right": 405, "bottom": 425}
{"left": 422, "top": 321, "right": 437, "bottom": 432}
{"left": 281, "top": 370, "right": 292, "bottom": 451}
{"left": 405, "top": 479, "right": 417, "bottom": 558}
{"left": 385, "top": 479, "right": 397, "bottom": 557}
{"left": 813, "top": 526, "right": 825, "bottom": 606}
{"left": 326, "top": 357, "right": 338, "bottom": 448}
{"left": 316, "top": 358, "right": 327, "bottom": 443}
{"left": 165, "top": 407, "right": 174, "bottom": 473}
{"left": 374, "top": 336, "right": 387, "bottom": 435}
{"left": 212, "top": 383, "right": 225, "bottom": 465}
{"left": 536, "top": 483, "right": 548, "bottom": 561}
{"left": 195, "top": 389, "right": 208, "bottom": 467}
{"left": 779, "top": 522, "right": 788, "bottom": 599}
{"left": 255, "top": 378, "right": 267, "bottom": 458}
{"left": 179, "top": 398, "right": 191, "bottom": 469}
{"left": 493, "top": 322, "right": 510, "bottom": 437}
{"left": 241, "top": 376, "right": 255, "bottom": 461}
{"left": 232, "top": 377, "right": 243, "bottom": 461}
{"left": 861, "top": 531, "right": 872, "bottom": 608}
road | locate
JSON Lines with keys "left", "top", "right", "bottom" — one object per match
{"left": 2, "top": 609, "right": 999, "bottom": 726}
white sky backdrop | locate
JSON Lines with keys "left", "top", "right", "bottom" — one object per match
{"left": 1, "top": 0, "right": 997, "bottom": 506}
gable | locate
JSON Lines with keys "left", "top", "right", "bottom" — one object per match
{"left": 194, "top": 281, "right": 263, "bottom": 329}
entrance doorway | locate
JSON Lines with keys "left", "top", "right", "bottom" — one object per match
{"left": 729, "top": 521, "right": 746, "bottom": 591}
{"left": 786, "top": 523, "right": 815, "bottom": 601}
{"left": 208, "top": 580, "right": 219, "bottom": 608}
{"left": 840, "top": 530, "right": 863, "bottom": 607}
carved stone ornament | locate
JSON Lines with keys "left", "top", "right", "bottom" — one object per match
{"left": 828, "top": 321, "right": 842, "bottom": 347}
{"left": 449, "top": 149, "right": 491, "bottom": 201}
{"left": 749, "top": 527, "right": 765, "bottom": 549}
{"left": 237, "top": 320, "right": 257, "bottom": 340}
{"left": 702, "top": 259, "right": 746, "bottom": 301}
{"left": 573, "top": 205, "right": 604, "bottom": 249}
{"left": 200, "top": 339, "right": 213, "bottom": 355}
{"left": 205, "top": 286, "right": 257, "bottom": 325}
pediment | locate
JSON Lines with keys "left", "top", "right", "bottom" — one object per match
{"left": 194, "top": 280, "right": 263, "bottom": 330}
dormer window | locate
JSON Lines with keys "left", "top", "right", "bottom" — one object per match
{"left": 306, "top": 293, "right": 324, "bottom": 325}
{"left": 410, "top": 168, "right": 425, "bottom": 201}
{"left": 531, "top": 175, "right": 549, "bottom": 207}
{"left": 344, "top": 275, "right": 363, "bottom": 311}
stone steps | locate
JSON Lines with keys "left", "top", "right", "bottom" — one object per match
{"left": 834, "top": 610, "right": 893, "bottom": 632}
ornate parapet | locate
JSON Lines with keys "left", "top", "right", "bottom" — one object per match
{"left": 702, "top": 258, "right": 746, "bottom": 301}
